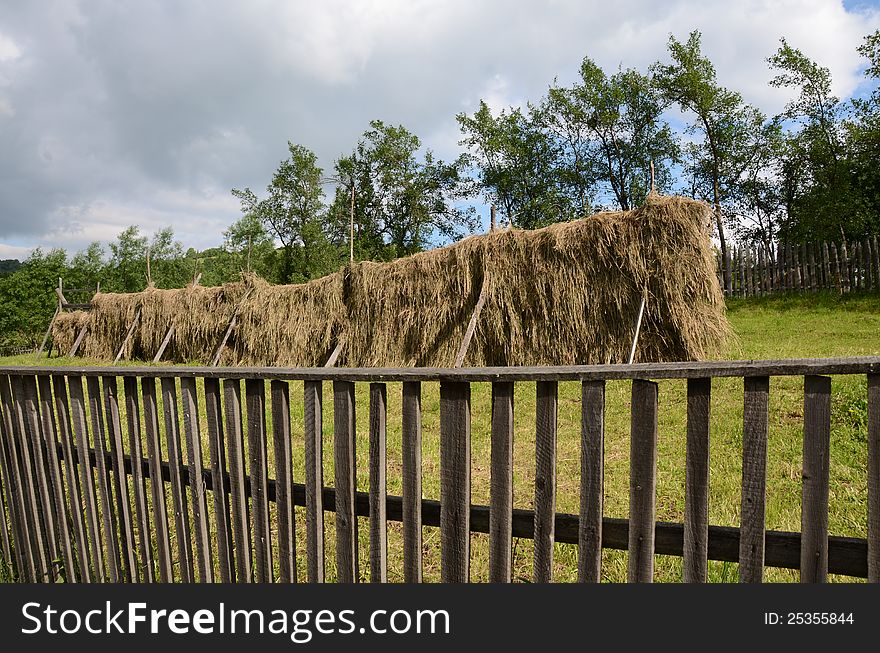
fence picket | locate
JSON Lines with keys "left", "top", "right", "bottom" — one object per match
{"left": 223, "top": 378, "right": 252, "bottom": 583}
{"left": 86, "top": 376, "right": 120, "bottom": 581}
{"left": 102, "top": 377, "right": 137, "bottom": 582}
{"left": 868, "top": 374, "right": 880, "bottom": 583}
{"left": 271, "top": 380, "right": 295, "bottom": 583}
{"left": 20, "top": 376, "right": 61, "bottom": 582}
{"left": 180, "top": 377, "right": 213, "bottom": 583}
{"left": 303, "top": 380, "right": 324, "bottom": 583}
{"left": 204, "top": 378, "right": 233, "bottom": 582}
{"left": 579, "top": 380, "right": 604, "bottom": 583}
{"left": 534, "top": 381, "right": 558, "bottom": 583}
{"left": 0, "top": 376, "right": 35, "bottom": 581}
{"left": 244, "top": 379, "right": 272, "bottom": 583}
{"left": 52, "top": 376, "right": 89, "bottom": 582}
{"left": 160, "top": 377, "right": 193, "bottom": 582}
{"left": 369, "top": 383, "right": 387, "bottom": 583}
{"left": 333, "top": 380, "right": 358, "bottom": 583}
{"left": 628, "top": 380, "right": 658, "bottom": 583}
{"left": 490, "top": 381, "right": 514, "bottom": 583}
{"left": 739, "top": 376, "right": 769, "bottom": 583}
{"left": 801, "top": 375, "right": 831, "bottom": 583}
{"left": 684, "top": 378, "right": 711, "bottom": 583}
{"left": 36, "top": 376, "right": 75, "bottom": 582}
{"left": 402, "top": 381, "right": 422, "bottom": 583}
{"left": 122, "top": 376, "right": 153, "bottom": 582}
{"left": 68, "top": 376, "right": 104, "bottom": 581}
{"left": 141, "top": 377, "right": 173, "bottom": 581}
{"left": 440, "top": 382, "right": 471, "bottom": 583}
{"left": 0, "top": 376, "right": 25, "bottom": 580}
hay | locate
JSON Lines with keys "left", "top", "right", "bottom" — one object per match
{"left": 51, "top": 193, "right": 730, "bottom": 366}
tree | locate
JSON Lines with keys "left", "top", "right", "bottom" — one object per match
{"left": 232, "top": 142, "right": 338, "bottom": 282}
{"left": 653, "top": 30, "right": 747, "bottom": 292}
{"left": 329, "top": 120, "right": 477, "bottom": 259}
{"left": 0, "top": 248, "right": 67, "bottom": 347}
{"left": 108, "top": 226, "right": 148, "bottom": 292}
{"left": 769, "top": 38, "right": 853, "bottom": 241}
{"left": 457, "top": 102, "right": 564, "bottom": 229}
{"left": 542, "top": 58, "right": 679, "bottom": 211}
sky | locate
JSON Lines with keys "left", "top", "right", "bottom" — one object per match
{"left": 1, "top": 0, "right": 880, "bottom": 261}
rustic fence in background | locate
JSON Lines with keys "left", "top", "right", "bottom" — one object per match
{"left": 0, "top": 360, "right": 878, "bottom": 584}
{"left": 718, "top": 238, "right": 880, "bottom": 297}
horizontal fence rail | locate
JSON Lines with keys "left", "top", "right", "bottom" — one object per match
{"left": 0, "top": 358, "right": 877, "bottom": 583}
{"left": 718, "top": 238, "right": 880, "bottom": 297}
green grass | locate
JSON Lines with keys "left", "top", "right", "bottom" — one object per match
{"left": 0, "top": 291, "right": 877, "bottom": 583}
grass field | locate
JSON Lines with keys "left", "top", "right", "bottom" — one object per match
{"left": 1, "top": 291, "right": 879, "bottom": 583}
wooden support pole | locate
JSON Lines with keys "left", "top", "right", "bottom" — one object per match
{"left": 627, "top": 293, "right": 647, "bottom": 365}
{"left": 490, "top": 205, "right": 497, "bottom": 232}
{"left": 152, "top": 325, "right": 175, "bottom": 363}
{"left": 324, "top": 341, "right": 344, "bottom": 368}
{"left": 113, "top": 308, "right": 142, "bottom": 364}
{"left": 454, "top": 274, "right": 490, "bottom": 368}
{"left": 210, "top": 288, "right": 253, "bottom": 367}
{"left": 38, "top": 304, "right": 61, "bottom": 356}
{"left": 68, "top": 325, "right": 88, "bottom": 357}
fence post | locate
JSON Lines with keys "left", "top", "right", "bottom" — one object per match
{"left": 740, "top": 376, "right": 769, "bottom": 583}
{"left": 489, "top": 381, "right": 514, "bottom": 583}
{"left": 801, "top": 375, "right": 831, "bottom": 583}
{"left": 440, "top": 382, "right": 471, "bottom": 583}
{"left": 684, "top": 378, "right": 711, "bottom": 583}
{"left": 628, "top": 379, "right": 658, "bottom": 583}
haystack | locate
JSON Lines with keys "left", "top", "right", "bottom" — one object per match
{"left": 51, "top": 193, "right": 729, "bottom": 366}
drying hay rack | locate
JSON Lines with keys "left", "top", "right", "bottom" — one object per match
{"left": 38, "top": 278, "right": 98, "bottom": 358}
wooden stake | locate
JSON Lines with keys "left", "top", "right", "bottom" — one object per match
{"left": 153, "top": 325, "right": 175, "bottom": 363}
{"left": 627, "top": 293, "right": 647, "bottom": 365}
{"left": 145, "top": 246, "right": 152, "bottom": 287}
{"left": 350, "top": 185, "right": 355, "bottom": 263}
{"left": 69, "top": 325, "right": 88, "bottom": 357}
{"left": 324, "top": 341, "right": 344, "bottom": 368}
{"left": 490, "top": 205, "right": 497, "bottom": 232}
{"left": 38, "top": 304, "right": 61, "bottom": 356}
{"left": 210, "top": 288, "right": 253, "bottom": 367}
{"left": 454, "top": 274, "right": 490, "bottom": 368}
{"left": 113, "top": 308, "right": 142, "bottom": 364}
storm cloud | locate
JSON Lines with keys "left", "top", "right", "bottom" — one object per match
{"left": 0, "top": 0, "right": 878, "bottom": 258}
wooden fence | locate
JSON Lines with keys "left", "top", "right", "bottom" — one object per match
{"left": 718, "top": 238, "right": 880, "bottom": 296}
{"left": 0, "top": 359, "right": 878, "bottom": 583}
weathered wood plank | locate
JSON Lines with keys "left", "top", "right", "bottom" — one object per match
{"left": 333, "top": 380, "right": 358, "bottom": 583}
{"left": 534, "top": 380, "right": 558, "bottom": 582}
{"left": 204, "top": 378, "right": 233, "bottom": 582}
{"left": 868, "top": 374, "right": 880, "bottom": 583}
{"left": 245, "top": 378, "right": 272, "bottom": 583}
{"left": 159, "top": 377, "right": 193, "bottom": 582}
{"left": 113, "top": 308, "right": 141, "bottom": 364}
{"left": 369, "top": 382, "right": 387, "bottom": 583}
{"left": 0, "top": 375, "right": 34, "bottom": 580}
{"left": 141, "top": 377, "right": 173, "bottom": 581}
{"left": 101, "top": 376, "right": 137, "bottom": 582}
{"left": 0, "top": 438, "right": 13, "bottom": 580}
{"left": 223, "top": 378, "right": 252, "bottom": 583}
{"left": 489, "top": 381, "right": 514, "bottom": 583}
{"left": 51, "top": 376, "right": 89, "bottom": 581}
{"left": 440, "top": 381, "right": 471, "bottom": 583}
{"left": 303, "top": 380, "right": 324, "bottom": 583}
{"left": 67, "top": 376, "right": 104, "bottom": 581}
{"left": 454, "top": 274, "right": 489, "bottom": 368}
{"left": 628, "top": 379, "right": 658, "bottom": 583}
{"left": 68, "top": 325, "right": 88, "bottom": 357}
{"left": 86, "top": 376, "right": 120, "bottom": 581}
{"left": 684, "top": 378, "right": 711, "bottom": 583}
{"left": 122, "top": 376, "right": 153, "bottom": 582}
{"left": 271, "top": 380, "right": 295, "bottom": 583}
{"left": 401, "top": 381, "right": 421, "bottom": 583}
{"left": 579, "top": 380, "right": 604, "bottom": 583}
{"left": 739, "top": 375, "right": 770, "bottom": 583}
{"left": 152, "top": 325, "right": 174, "bottom": 363}
{"left": 180, "top": 377, "right": 213, "bottom": 583}
{"left": 19, "top": 375, "right": 60, "bottom": 582}
{"left": 801, "top": 375, "right": 831, "bottom": 583}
